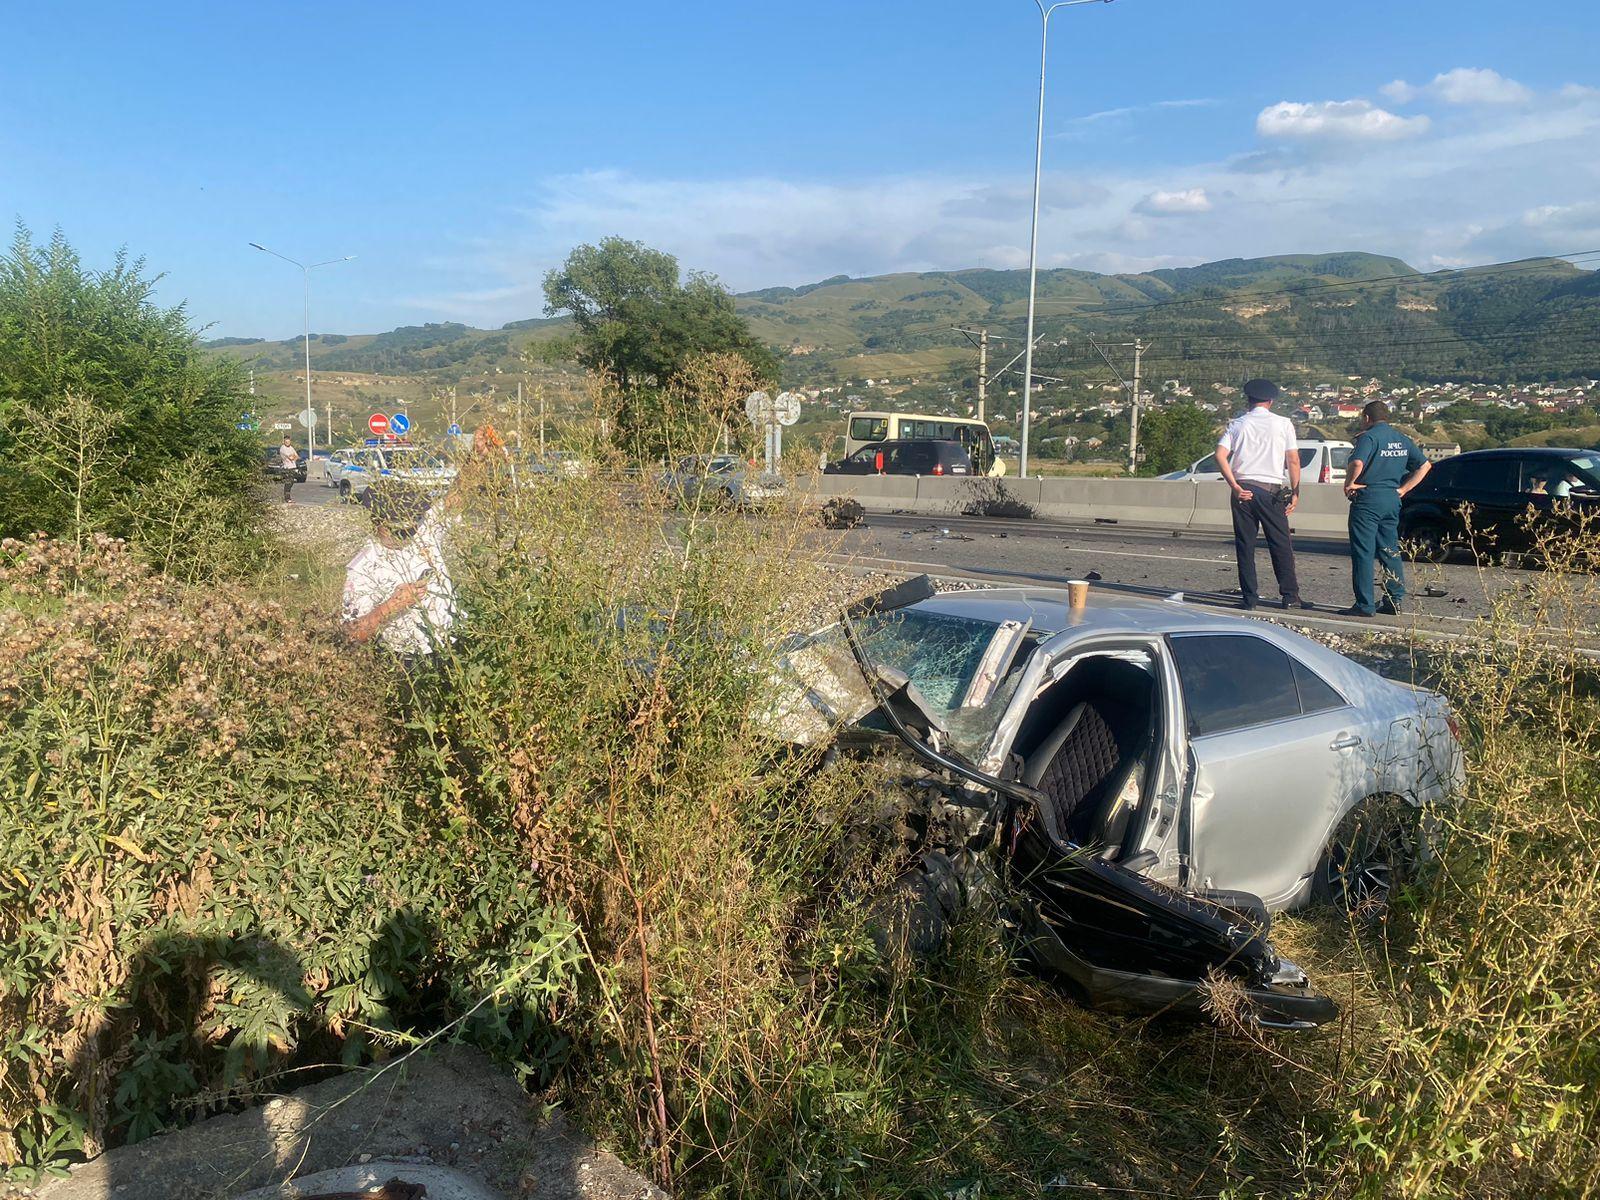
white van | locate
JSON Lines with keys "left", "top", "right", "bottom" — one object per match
{"left": 1161, "top": 439, "right": 1354, "bottom": 485}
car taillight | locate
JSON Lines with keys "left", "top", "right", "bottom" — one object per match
{"left": 933, "top": 462, "right": 945, "bottom": 476}
{"left": 1319, "top": 459, "right": 1331, "bottom": 484}
{"left": 1446, "top": 712, "right": 1462, "bottom": 742}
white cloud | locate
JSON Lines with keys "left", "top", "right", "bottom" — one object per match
{"left": 1384, "top": 67, "right": 1532, "bottom": 107}
{"left": 1431, "top": 67, "right": 1532, "bottom": 105}
{"left": 1256, "top": 99, "right": 1431, "bottom": 141}
{"left": 1069, "top": 98, "right": 1217, "bottom": 125}
{"left": 1137, "top": 187, "right": 1213, "bottom": 215}
{"left": 402, "top": 81, "right": 1600, "bottom": 326}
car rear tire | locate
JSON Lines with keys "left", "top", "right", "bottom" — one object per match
{"left": 1405, "top": 521, "right": 1449, "bottom": 564}
{"left": 1313, "top": 796, "right": 1416, "bottom": 919}
{"left": 338, "top": 480, "right": 352, "bottom": 504}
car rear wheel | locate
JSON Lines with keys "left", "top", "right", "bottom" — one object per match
{"left": 1405, "top": 521, "right": 1449, "bottom": 564}
{"left": 338, "top": 480, "right": 353, "bottom": 504}
{"left": 1313, "top": 796, "right": 1416, "bottom": 919}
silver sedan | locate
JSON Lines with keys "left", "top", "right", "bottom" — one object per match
{"left": 771, "top": 580, "right": 1463, "bottom": 1026}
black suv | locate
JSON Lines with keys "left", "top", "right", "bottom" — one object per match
{"left": 826, "top": 439, "right": 973, "bottom": 477}
{"left": 1399, "top": 447, "right": 1600, "bottom": 562}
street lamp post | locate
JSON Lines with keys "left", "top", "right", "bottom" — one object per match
{"left": 1019, "top": 0, "right": 1113, "bottom": 480}
{"left": 249, "top": 243, "right": 355, "bottom": 467}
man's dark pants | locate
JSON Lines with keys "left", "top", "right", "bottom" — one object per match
{"left": 1348, "top": 487, "right": 1404, "bottom": 614}
{"left": 1230, "top": 482, "right": 1300, "bottom": 605}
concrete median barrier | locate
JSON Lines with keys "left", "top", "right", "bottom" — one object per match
{"left": 814, "top": 473, "right": 1351, "bottom": 539}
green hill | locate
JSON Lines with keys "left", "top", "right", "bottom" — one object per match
{"left": 207, "top": 251, "right": 1600, "bottom": 440}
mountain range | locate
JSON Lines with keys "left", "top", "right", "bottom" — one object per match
{"left": 208, "top": 252, "right": 1600, "bottom": 419}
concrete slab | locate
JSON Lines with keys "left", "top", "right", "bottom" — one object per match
{"left": 31, "top": 1047, "right": 662, "bottom": 1200}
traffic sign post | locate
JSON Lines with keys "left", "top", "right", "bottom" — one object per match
{"left": 448, "top": 423, "right": 461, "bottom": 437}
{"left": 744, "top": 391, "right": 801, "bottom": 472}
{"left": 389, "top": 412, "right": 411, "bottom": 436}
{"left": 368, "top": 412, "right": 390, "bottom": 437}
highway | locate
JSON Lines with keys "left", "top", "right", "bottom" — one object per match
{"left": 834, "top": 510, "right": 1533, "bottom": 630}
{"left": 287, "top": 477, "right": 1549, "bottom": 635}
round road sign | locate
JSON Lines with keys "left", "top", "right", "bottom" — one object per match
{"left": 389, "top": 411, "right": 411, "bottom": 436}
{"left": 296, "top": 407, "right": 317, "bottom": 428}
{"left": 448, "top": 423, "right": 462, "bottom": 436}
{"left": 773, "top": 391, "right": 801, "bottom": 427}
{"left": 744, "top": 390, "right": 772, "bottom": 428}
{"left": 368, "top": 412, "right": 390, "bottom": 437}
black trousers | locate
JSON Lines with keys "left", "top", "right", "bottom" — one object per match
{"left": 1231, "top": 482, "right": 1300, "bottom": 604}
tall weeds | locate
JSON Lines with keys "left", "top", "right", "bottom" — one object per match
{"left": 1324, "top": 522, "right": 1600, "bottom": 1197}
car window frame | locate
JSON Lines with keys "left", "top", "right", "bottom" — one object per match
{"left": 1166, "top": 631, "right": 1349, "bottom": 739}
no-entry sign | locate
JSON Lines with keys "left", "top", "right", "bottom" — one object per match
{"left": 368, "top": 412, "right": 389, "bottom": 437}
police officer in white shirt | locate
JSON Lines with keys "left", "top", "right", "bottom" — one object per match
{"left": 1214, "top": 379, "right": 1311, "bottom": 611}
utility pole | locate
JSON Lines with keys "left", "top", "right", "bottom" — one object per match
{"left": 977, "top": 328, "right": 988, "bottom": 424}
{"left": 539, "top": 388, "right": 546, "bottom": 457}
{"left": 1127, "top": 337, "right": 1144, "bottom": 476}
{"left": 449, "top": 387, "right": 458, "bottom": 436}
{"left": 325, "top": 399, "right": 332, "bottom": 446}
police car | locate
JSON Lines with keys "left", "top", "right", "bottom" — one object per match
{"left": 327, "top": 444, "right": 457, "bottom": 502}
{"left": 1161, "top": 439, "right": 1353, "bottom": 485}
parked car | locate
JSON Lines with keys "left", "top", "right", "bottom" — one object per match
{"left": 769, "top": 578, "right": 1461, "bottom": 1028}
{"left": 1161, "top": 440, "right": 1354, "bottom": 484}
{"left": 825, "top": 439, "right": 973, "bottom": 477}
{"left": 1399, "top": 447, "right": 1600, "bottom": 563}
{"left": 659, "top": 454, "right": 787, "bottom": 507}
{"left": 262, "top": 445, "right": 307, "bottom": 486}
{"left": 327, "top": 445, "right": 457, "bottom": 502}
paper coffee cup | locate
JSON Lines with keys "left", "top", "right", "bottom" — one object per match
{"left": 1067, "top": 579, "right": 1090, "bottom": 610}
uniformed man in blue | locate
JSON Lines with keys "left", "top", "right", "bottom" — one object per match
{"left": 1341, "top": 400, "right": 1432, "bottom": 617}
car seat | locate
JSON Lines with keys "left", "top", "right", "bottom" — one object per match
{"left": 1021, "top": 698, "right": 1151, "bottom": 857}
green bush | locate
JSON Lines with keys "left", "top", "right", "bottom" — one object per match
{"left": 0, "top": 227, "right": 262, "bottom": 573}
{"left": 0, "top": 535, "right": 577, "bottom": 1180}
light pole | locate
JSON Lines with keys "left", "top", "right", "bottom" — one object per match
{"left": 249, "top": 243, "right": 355, "bottom": 466}
{"left": 1019, "top": 0, "right": 1114, "bottom": 480}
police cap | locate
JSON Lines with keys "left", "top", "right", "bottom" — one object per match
{"left": 1242, "top": 378, "right": 1281, "bottom": 405}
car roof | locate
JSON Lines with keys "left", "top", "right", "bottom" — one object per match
{"left": 910, "top": 585, "right": 1281, "bottom": 639}
{"left": 1449, "top": 446, "right": 1591, "bottom": 459}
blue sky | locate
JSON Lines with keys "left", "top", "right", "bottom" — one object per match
{"left": 4, "top": 0, "right": 1598, "bottom": 337}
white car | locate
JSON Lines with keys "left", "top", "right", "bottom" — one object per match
{"left": 1162, "top": 440, "right": 1354, "bottom": 485}
{"left": 327, "top": 445, "right": 457, "bottom": 501}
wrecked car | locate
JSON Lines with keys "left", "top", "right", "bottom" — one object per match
{"left": 771, "top": 578, "right": 1463, "bottom": 1029}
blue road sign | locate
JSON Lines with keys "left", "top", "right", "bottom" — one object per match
{"left": 389, "top": 412, "right": 411, "bottom": 435}
{"left": 448, "top": 423, "right": 462, "bottom": 436}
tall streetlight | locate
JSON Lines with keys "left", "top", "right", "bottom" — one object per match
{"left": 249, "top": 243, "right": 355, "bottom": 465}
{"left": 1019, "top": 0, "right": 1114, "bottom": 480}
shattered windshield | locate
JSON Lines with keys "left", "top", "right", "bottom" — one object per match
{"left": 854, "top": 607, "right": 1033, "bottom": 760}
{"left": 765, "top": 601, "right": 1035, "bottom": 761}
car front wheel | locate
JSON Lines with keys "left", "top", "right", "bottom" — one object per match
{"left": 1313, "top": 796, "right": 1416, "bottom": 919}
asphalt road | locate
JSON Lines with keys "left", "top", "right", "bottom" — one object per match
{"left": 282, "top": 477, "right": 1562, "bottom": 635}
{"left": 834, "top": 510, "right": 1538, "bottom": 630}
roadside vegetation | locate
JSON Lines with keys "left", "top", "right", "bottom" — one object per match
{"left": 0, "top": 228, "right": 263, "bottom": 578}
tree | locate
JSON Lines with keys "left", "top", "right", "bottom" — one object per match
{"left": 1135, "top": 403, "right": 1219, "bottom": 476}
{"left": 542, "top": 238, "right": 778, "bottom": 447}
{"left": 0, "top": 226, "right": 259, "bottom": 555}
